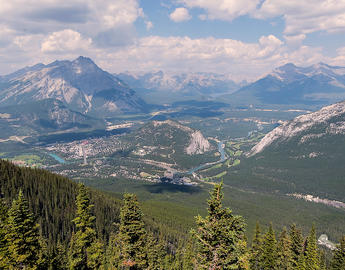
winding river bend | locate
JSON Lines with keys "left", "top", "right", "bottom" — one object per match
{"left": 187, "top": 141, "right": 226, "bottom": 175}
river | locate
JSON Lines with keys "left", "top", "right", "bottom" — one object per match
{"left": 48, "top": 153, "right": 66, "bottom": 164}
{"left": 187, "top": 141, "right": 226, "bottom": 175}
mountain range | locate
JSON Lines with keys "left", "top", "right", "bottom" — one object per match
{"left": 0, "top": 56, "right": 147, "bottom": 117}
{"left": 226, "top": 62, "right": 345, "bottom": 108}
{"left": 116, "top": 71, "right": 243, "bottom": 103}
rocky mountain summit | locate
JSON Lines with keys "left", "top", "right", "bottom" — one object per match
{"left": 0, "top": 56, "right": 147, "bottom": 117}
{"left": 229, "top": 62, "right": 345, "bottom": 107}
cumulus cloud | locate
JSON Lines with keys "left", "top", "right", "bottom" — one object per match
{"left": 179, "top": 0, "right": 345, "bottom": 36}
{"left": 256, "top": 1, "right": 345, "bottom": 35}
{"left": 96, "top": 35, "right": 326, "bottom": 81}
{"left": 41, "top": 29, "right": 92, "bottom": 53}
{"left": 179, "top": 0, "right": 260, "bottom": 21}
{"left": 0, "top": 0, "right": 143, "bottom": 47}
{"left": 170, "top": 7, "right": 191, "bottom": 22}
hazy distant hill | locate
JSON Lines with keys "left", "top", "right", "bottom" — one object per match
{"left": 227, "top": 62, "right": 345, "bottom": 108}
{"left": 0, "top": 56, "right": 147, "bottom": 117}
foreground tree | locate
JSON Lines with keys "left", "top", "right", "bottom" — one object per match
{"left": 192, "top": 182, "right": 247, "bottom": 269}
{"left": 289, "top": 223, "right": 304, "bottom": 268}
{"left": 331, "top": 235, "right": 345, "bottom": 270}
{"left": 5, "top": 190, "right": 42, "bottom": 269}
{"left": 117, "top": 193, "right": 148, "bottom": 269}
{"left": 261, "top": 223, "right": 277, "bottom": 270}
{"left": 0, "top": 198, "right": 8, "bottom": 268}
{"left": 68, "top": 184, "right": 104, "bottom": 269}
{"left": 250, "top": 222, "right": 263, "bottom": 270}
{"left": 276, "top": 227, "right": 293, "bottom": 270}
{"left": 305, "top": 225, "right": 320, "bottom": 270}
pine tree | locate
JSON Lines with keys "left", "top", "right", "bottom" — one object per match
{"left": 0, "top": 198, "right": 9, "bottom": 268}
{"left": 146, "top": 233, "right": 166, "bottom": 270}
{"left": 305, "top": 225, "right": 320, "bottom": 270}
{"left": 261, "top": 223, "right": 277, "bottom": 270}
{"left": 182, "top": 238, "right": 195, "bottom": 270}
{"left": 277, "top": 227, "right": 293, "bottom": 270}
{"left": 191, "top": 182, "right": 247, "bottom": 269}
{"left": 330, "top": 235, "right": 345, "bottom": 270}
{"left": 250, "top": 221, "right": 263, "bottom": 270}
{"left": 68, "top": 183, "right": 104, "bottom": 269}
{"left": 296, "top": 252, "right": 307, "bottom": 270}
{"left": 106, "top": 233, "right": 121, "bottom": 269}
{"left": 289, "top": 223, "right": 304, "bottom": 268}
{"left": 5, "top": 190, "right": 42, "bottom": 269}
{"left": 117, "top": 193, "right": 148, "bottom": 269}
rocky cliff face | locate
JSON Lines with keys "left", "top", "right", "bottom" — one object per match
{"left": 0, "top": 56, "right": 147, "bottom": 117}
{"left": 185, "top": 131, "right": 211, "bottom": 155}
{"left": 249, "top": 100, "right": 345, "bottom": 156}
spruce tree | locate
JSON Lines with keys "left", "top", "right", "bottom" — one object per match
{"left": 5, "top": 190, "right": 42, "bottom": 269}
{"left": 117, "top": 193, "right": 147, "bottom": 269}
{"left": 277, "top": 227, "right": 293, "bottom": 270}
{"left": 305, "top": 225, "right": 320, "bottom": 270}
{"left": 191, "top": 182, "right": 247, "bottom": 269}
{"left": 68, "top": 183, "right": 104, "bottom": 269}
{"left": 261, "top": 223, "right": 277, "bottom": 270}
{"left": 0, "top": 198, "right": 8, "bottom": 268}
{"left": 182, "top": 238, "right": 195, "bottom": 270}
{"left": 289, "top": 223, "right": 304, "bottom": 268}
{"left": 250, "top": 221, "right": 263, "bottom": 270}
{"left": 106, "top": 233, "right": 121, "bottom": 269}
{"left": 330, "top": 235, "right": 345, "bottom": 270}
{"left": 297, "top": 252, "right": 307, "bottom": 270}
{"left": 146, "top": 233, "right": 166, "bottom": 270}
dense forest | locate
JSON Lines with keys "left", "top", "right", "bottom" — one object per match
{"left": 0, "top": 159, "right": 344, "bottom": 269}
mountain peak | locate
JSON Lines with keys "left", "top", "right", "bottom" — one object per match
{"left": 73, "top": 56, "right": 95, "bottom": 65}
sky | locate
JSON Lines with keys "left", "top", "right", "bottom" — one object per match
{"left": 1, "top": 0, "right": 345, "bottom": 81}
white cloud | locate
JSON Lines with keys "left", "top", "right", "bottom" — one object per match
{"left": 145, "top": 20, "right": 154, "bottom": 30}
{"left": 179, "top": 0, "right": 260, "bottom": 21}
{"left": 170, "top": 7, "right": 192, "bottom": 22}
{"left": 41, "top": 29, "right": 92, "bottom": 53}
{"left": 0, "top": 0, "right": 143, "bottom": 47}
{"left": 256, "top": 1, "right": 345, "bottom": 35}
{"left": 94, "top": 35, "right": 326, "bottom": 81}
{"left": 179, "top": 0, "right": 345, "bottom": 36}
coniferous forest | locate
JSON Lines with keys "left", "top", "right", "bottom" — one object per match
{"left": 0, "top": 159, "right": 344, "bottom": 269}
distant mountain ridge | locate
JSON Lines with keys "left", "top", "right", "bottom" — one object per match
{"left": 228, "top": 62, "right": 345, "bottom": 108}
{"left": 116, "top": 71, "right": 243, "bottom": 97}
{"left": 0, "top": 56, "right": 147, "bottom": 117}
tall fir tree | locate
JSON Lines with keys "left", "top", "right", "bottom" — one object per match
{"left": 261, "top": 223, "right": 278, "bottom": 270}
{"left": 296, "top": 252, "right": 307, "bottom": 270}
{"left": 276, "top": 227, "right": 293, "bottom": 270}
{"left": 330, "top": 235, "right": 345, "bottom": 270}
{"left": 250, "top": 221, "right": 263, "bottom": 270}
{"left": 289, "top": 223, "right": 304, "bottom": 268}
{"left": 5, "top": 190, "right": 42, "bottom": 269}
{"left": 146, "top": 233, "right": 166, "bottom": 270}
{"left": 182, "top": 238, "right": 195, "bottom": 270}
{"left": 191, "top": 182, "right": 247, "bottom": 269}
{"left": 117, "top": 193, "right": 148, "bottom": 269}
{"left": 0, "top": 198, "right": 8, "bottom": 268}
{"left": 305, "top": 225, "right": 320, "bottom": 270}
{"left": 68, "top": 183, "right": 104, "bottom": 270}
